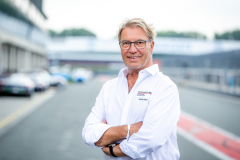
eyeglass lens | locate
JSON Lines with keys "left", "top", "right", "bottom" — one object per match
{"left": 121, "top": 41, "right": 146, "bottom": 49}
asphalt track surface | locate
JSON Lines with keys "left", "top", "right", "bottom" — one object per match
{"left": 0, "top": 76, "right": 239, "bottom": 160}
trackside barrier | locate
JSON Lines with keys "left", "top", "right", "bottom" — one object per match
{"left": 162, "top": 67, "right": 240, "bottom": 96}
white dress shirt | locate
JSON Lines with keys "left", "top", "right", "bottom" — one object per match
{"left": 82, "top": 64, "right": 181, "bottom": 160}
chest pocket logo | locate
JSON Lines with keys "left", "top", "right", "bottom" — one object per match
{"left": 136, "top": 91, "right": 151, "bottom": 103}
{"left": 129, "top": 91, "right": 151, "bottom": 120}
{"left": 137, "top": 91, "right": 151, "bottom": 98}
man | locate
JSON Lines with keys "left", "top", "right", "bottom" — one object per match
{"left": 82, "top": 18, "right": 180, "bottom": 159}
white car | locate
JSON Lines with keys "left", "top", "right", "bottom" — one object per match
{"left": 71, "top": 68, "right": 94, "bottom": 83}
{"left": 50, "top": 74, "right": 68, "bottom": 87}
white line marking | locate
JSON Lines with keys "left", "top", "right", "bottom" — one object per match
{"left": 0, "top": 89, "right": 56, "bottom": 137}
{"left": 177, "top": 127, "right": 235, "bottom": 160}
{"left": 181, "top": 110, "right": 240, "bottom": 143}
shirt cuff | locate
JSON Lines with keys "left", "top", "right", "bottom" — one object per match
{"left": 120, "top": 139, "right": 140, "bottom": 159}
{"left": 85, "top": 123, "right": 111, "bottom": 148}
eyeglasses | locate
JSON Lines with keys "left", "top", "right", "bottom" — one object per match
{"left": 119, "top": 40, "right": 150, "bottom": 50}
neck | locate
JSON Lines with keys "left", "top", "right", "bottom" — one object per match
{"left": 127, "top": 61, "right": 153, "bottom": 77}
{"left": 128, "top": 69, "right": 140, "bottom": 78}
{"left": 126, "top": 72, "right": 138, "bottom": 93}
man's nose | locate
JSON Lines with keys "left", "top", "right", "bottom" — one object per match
{"left": 129, "top": 42, "right": 137, "bottom": 53}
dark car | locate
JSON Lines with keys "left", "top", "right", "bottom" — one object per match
{"left": 0, "top": 73, "right": 35, "bottom": 96}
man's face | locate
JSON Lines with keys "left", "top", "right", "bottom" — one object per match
{"left": 120, "top": 27, "right": 154, "bottom": 71}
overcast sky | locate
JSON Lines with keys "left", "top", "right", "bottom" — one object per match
{"left": 43, "top": 0, "right": 240, "bottom": 40}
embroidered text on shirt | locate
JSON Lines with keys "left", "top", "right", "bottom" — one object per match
{"left": 137, "top": 91, "right": 152, "bottom": 96}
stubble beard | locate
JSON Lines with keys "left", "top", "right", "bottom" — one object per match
{"left": 125, "top": 49, "right": 152, "bottom": 71}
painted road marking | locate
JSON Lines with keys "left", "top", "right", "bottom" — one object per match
{"left": 177, "top": 128, "right": 235, "bottom": 160}
{"left": 178, "top": 111, "right": 240, "bottom": 160}
{"left": 0, "top": 89, "right": 56, "bottom": 136}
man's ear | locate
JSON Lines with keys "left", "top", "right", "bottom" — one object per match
{"left": 150, "top": 41, "right": 155, "bottom": 54}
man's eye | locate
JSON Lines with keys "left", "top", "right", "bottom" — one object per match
{"left": 136, "top": 41, "right": 144, "bottom": 45}
{"left": 122, "top": 42, "right": 129, "bottom": 45}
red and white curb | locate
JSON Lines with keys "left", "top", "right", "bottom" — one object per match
{"left": 178, "top": 111, "right": 240, "bottom": 160}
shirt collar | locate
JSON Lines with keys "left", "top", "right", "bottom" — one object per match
{"left": 145, "top": 64, "right": 160, "bottom": 76}
{"left": 118, "top": 64, "right": 159, "bottom": 78}
{"left": 118, "top": 67, "right": 128, "bottom": 78}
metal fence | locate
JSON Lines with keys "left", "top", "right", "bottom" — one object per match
{"left": 162, "top": 67, "right": 240, "bottom": 95}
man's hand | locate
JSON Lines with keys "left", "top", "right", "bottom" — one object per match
{"left": 94, "top": 119, "right": 143, "bottom": 147}
{"left": 101, "top": 119, "right": 107, "bottom": 124}
{"left": 99, "top": 120, "right": 143, "bottom": 157}
{"left": 129, "top": 121, "right": 143, "bottom": 137}
{"left": 102, "top": 144, "right": 127, "bottom": 157}
{"left": 102, "top": 146, "right": 111, "bottom": 156}
{"left": 101, "top": 119, "right": 142, "bottom": 137}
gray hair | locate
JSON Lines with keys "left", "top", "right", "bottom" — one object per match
{"left": 118, "top": 18, "right": 156, "bottom": 42}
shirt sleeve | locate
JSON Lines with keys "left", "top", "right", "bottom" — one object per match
{"left": 120, "top": 81, "right": 181, "bottom": 159}
{"left": 82, "top": 83, "right": 111, "bottom": 148}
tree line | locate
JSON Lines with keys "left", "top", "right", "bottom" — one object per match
{"left": 156, "top": 31, "right": 207, "bottom": 39}
{"left": 214, "top": 29, "right": 240, "bottom": 40}
{"left": 49, "top": 28, "right": 96, "bottom": 37}
{"left": 156, "top": 29, "right": 240, "bottom": 40}
{"left": 49, "top": 28, "right": 240, "bottom": 40}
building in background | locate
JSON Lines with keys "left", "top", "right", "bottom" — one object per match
{"left": 47, "top": 36, "right": 240, "bottom": 95}
{"left": 0, "top": 0, "right": 48, "bottom": 74}
{"left": 47, "top": 37, "right": 125, "bottom": 74}
{"left": 47, "top": 37, "right": 240, "bottom": 70}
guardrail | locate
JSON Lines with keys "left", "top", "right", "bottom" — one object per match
{"left": 162, "top": 67, "right": 240, "bottom": 96}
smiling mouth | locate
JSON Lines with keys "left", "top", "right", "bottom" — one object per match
{"left": 127, "top": 56, "right": 141, "bottom": 59}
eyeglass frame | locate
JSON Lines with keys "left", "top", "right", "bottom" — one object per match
{"left": 119, "top": 39, "right": 151, "bottom": 50}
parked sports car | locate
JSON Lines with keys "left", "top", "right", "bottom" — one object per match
{"left": 50, "top": 74, "right": 68, "bottom": 87}
{"left": 0, "top": 73, "right": 35, "bottom": 96}
{"left": 20, "top": 68, "right": 51, "bottom": 91}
